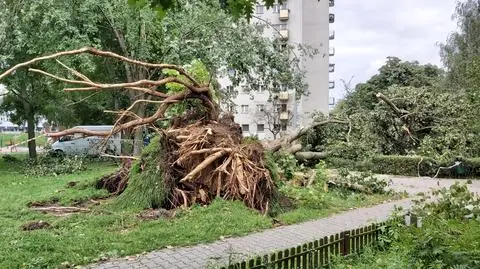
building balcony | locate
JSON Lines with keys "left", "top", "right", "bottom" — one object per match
{"left": 279, "top": 29, "right": 289, "bottom": 40}
{"left": 329, "top": 0, "right": 334, "bottom": 7}
{"left": 280, "top": 111, "right": 289, "bottom": 121}
{"left": 278, "top": 91, "right": 289, "bottom": 101}
{"left": 329, "top": 30, "right": 335, "bottom": 40}
{"left": 329, "top": 13, "right": 335, "bottom": 23}
{"left": 329, "top": 47, "right": 335, "bottom": 56}
{"left": 329, "top": 63, "right": 335, "bottom": 72}
{"left": 279, "top": 9, "right": 289, "bottom": 21}
{"left": 329, "top": 81, "right": 335, "bottom": 89}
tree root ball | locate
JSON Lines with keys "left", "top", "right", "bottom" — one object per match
{"left": 104, "top": 115, "right": 276, "bottom": 213}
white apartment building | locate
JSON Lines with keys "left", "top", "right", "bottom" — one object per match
{"left": 223, "top": 0, "right": 335, "bottom": 140}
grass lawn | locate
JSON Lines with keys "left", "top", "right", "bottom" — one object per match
{"left": 0, "top": 132, "right": 48, "bottom": 148}
{"left": 0, "top": 155, "right": 401, "bottom": 268}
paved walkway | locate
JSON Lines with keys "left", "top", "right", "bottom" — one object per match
{"left": 87, "top": 177, "right": 480, "bottom": 269}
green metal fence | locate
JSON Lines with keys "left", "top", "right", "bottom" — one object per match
{"left": 221, "top": 222, "right": 386, "bottom": 269}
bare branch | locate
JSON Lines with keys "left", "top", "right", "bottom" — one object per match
{"left": 100, "top": 154, "right": 140, "bottom": 160}
{"left": 376, "top": 92, "right": 410, "bottom": 115}
{"left": 55, "top": 59, "right": 92, "bottom": 82}
{"left": 29, "top": 68, "right": 207, "bottom": 96}
{"left": 0, "top": 47, "right": 201, "bottom": 87}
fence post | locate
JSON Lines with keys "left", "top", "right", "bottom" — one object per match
{"left": 341, "top": 231, "right": 350, "bottom": 256}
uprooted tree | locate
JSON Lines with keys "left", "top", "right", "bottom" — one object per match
{"left": 0, "top": 48, "right": 336, "bottom": 213}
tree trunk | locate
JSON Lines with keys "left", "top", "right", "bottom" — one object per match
{"left": 294, "top": 151, "right": 330, "bottom": 161}
{"left": 25, "top": 102, "right": 37, "bottom": 159}
{"left": 262, "top": 119, "right": 349, "bottom": 153}
{"left": 132, "top": 102, "right": 146, "bottom": 156}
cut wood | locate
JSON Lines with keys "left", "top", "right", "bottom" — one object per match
{"left": 294, "top": 151, "right": 330, "bottom": 161}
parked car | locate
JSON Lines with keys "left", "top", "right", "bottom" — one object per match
{"left": 50, "top": 125, "right": 121, "bottom": 156}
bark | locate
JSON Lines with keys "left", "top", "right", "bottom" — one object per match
{"left": 294, "top": 151, "right": 330, "bottom": 161}
{"left": 376, "top": 92, "right": 410, "bottom": 116}
{"left": 282, "top": 143, "right": 303, "bottom": 154}
{"left": 132, "top": 105, "right": 146, "bottom": 156}
{"left": 24, "top": 101, "right": 37, "bottom": 159}
{"left": 263, "top": 119, "right": 349, "bottom": 153}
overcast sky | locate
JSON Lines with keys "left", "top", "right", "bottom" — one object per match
{"left": 330, "top": 0, "right": 458, "bottom": 101}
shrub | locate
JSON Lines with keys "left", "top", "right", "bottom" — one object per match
{"left": 271, "top": 152, "right": 302, "bottom": 180}
{"left": 365, "top": 155, "right": 480, "bottom": 178}
{"left": 413, "top": 182, "right": 480, "bottom": 220}
{"left": 2, "top": 154, "right": 20, "bottom": 163}
{"left": 24, "top": 155, "right": 86, "bottom": 177}
{"left": 337, "top": 169, "right": 390, "bottom": 194}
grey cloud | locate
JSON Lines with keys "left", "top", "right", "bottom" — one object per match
{"left": 330, "top": 0, "right": 457, "bottom": 100}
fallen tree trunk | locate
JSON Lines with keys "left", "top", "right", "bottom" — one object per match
{"left": 263, "top": 119, "right": 348, "bottom": 153}
{"left": 294, "top": 151, "right": 330, "bottom": 161}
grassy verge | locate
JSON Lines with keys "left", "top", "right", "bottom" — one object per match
{"left": 0, "top": 156, "right": 400, "bottom": 268}
{"left": 0, "top": 132, "right": 48, "bottom": 147}
{"left": 278, "top": 190, "right": 401, "bottom": 225}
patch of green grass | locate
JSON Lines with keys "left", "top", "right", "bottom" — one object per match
{"left": 278, "top": 190, "right": 401, "bottom": 224}
{"left": 0, "top": 132, "right": 48, "bottom": 148}
{"left": 0, "top": 156, "right": 397, "bottom": 268}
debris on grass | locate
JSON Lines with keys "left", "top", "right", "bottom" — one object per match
{"left": 21, "top": 220, "right": 51, "bottom": 231}
{"left": 30, "top": 206, "right": 90, "bottom": 216}
{"left": 137, "top": 208, "right": 177, "bottom": 220}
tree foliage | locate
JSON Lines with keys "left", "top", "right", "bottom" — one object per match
{"left": 305, "top": 55, "right": 479, "bottom": 162}
{"left": 0, "top": 0, "right": 314, "bottom": 157}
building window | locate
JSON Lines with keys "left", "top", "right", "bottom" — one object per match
{"left": 257, "top": 124, "right": 265, "bottom": 132}
{"left": 329, "top": 63, "right": 335, "bottom": 72}
{"left": 256, "top": 104, "right": 265, "bottom": 112}
{"left": 329, "top": 81, "right": 335, "bottom": 89}
{"left": 274, "top": 24, "right": 287, "bottom": 30}
{"left": 242, "top": 124, "right": 250, "bottom": 132}
{"left": 329, "top": 47, "right": 335, "bottom": 56}
{"left": 329, "top": 0, "right": 335, "bottom": 7}
{"left": 329, "top": 13, "right": 335, "bottom": 23}
{"left": 281, "top": 124, "right": 287, "bottom": 131}
{"left": 256, "top": 5, "right": 264, "bottom": 14}
{"left": 273, "top": 4, "right": 280, "bottom": 13}
{"left": 329, "top": 30, "right": 335, "bottom": 40}
{"left": 228, "top": 104, "right": 236, "bottom": 113}
{"left": 241, "top": 105, "right": 249, "bottom": 114}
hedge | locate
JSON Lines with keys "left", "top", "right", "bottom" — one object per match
{"left": 327, "top": 155, "right": 480, "bottom": 178}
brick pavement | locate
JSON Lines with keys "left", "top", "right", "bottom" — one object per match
{"left": 86, "top": 177, "right": 480, "bottom": 269}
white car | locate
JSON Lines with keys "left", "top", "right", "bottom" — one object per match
{"left": 50, "top": 125, "right": 121, "bottom": 156}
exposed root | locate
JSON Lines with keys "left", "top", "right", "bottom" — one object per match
{"left": 96, "top": 160, "right": 132, "bottom": 194}
{"left": 164, "top": 115, "right": 274, "bottom": 213}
